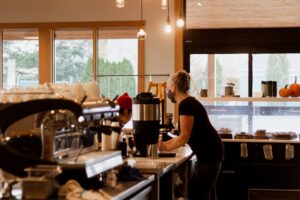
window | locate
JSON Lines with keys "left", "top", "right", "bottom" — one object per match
{"left": 189, "top": 54, "right": 208, "bottom": 96}
{"left": 0, "top": 22, "right": 143, "bottom": 94}
{"left": 97, "top": 28, "right": 138, "bottom": 98}
{"left": 215, "top": 54, "right": 248, "bottom": 97}
{"left": 54, "top": 29, "right": 93, "bottom": 84}
{"left": 253, "top": 53, "right": 300, "bottom": 96}
{"left": 2, "top": 29, "right": 39, "bottom": 89}
{"left": 252, "top": 53, "right": 300, "bottom": 132}
{"left": 189, "top": 54, "right": 248, "bottom": 97}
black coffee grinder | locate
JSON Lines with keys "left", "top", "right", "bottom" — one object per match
{"left": 132, "top": 92, "right": 160, "bottom": 157}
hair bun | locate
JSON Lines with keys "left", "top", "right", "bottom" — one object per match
{"left": 177, "top": 70, "right": 190, "bottom": 81}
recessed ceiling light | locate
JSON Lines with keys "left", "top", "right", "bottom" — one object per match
{"left": 197, "top": 1, "right": 202, "bottom": 6}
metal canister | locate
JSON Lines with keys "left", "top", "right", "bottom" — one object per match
{"left": 266, "top": 81, "right": 273, "bottom": 97}
{"left": 132, "top": 92, "right": 160, "bottom": 157}
{"left": 272, "top": 81, "right": 277, "bottom": 97}
{"left": 261, "top": 81, "right": 267, "bottom": 97}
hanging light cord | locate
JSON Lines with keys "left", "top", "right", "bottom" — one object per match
{"left": 141, "top": 0, "right": 143, "bottom": 22}
{"left": 167, "top": 0, "right": 170, "bottom": 20}
{"left": 180, "top": 0, "right": 183, "bottom": 17}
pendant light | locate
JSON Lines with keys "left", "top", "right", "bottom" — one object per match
{"left": 161, "top": 0, "right": 168, "bottom": 9}
{"left": 176, "top": 0, "right": 185, "bottom": 28}
{"left": 164, "top": 0, "right": 172, "bottom": 33}
{"left": 137, "top": 0, "right": 146, "bottom": 40}
{"left": 115, "top": 0, "right": 125, "bottom": 8}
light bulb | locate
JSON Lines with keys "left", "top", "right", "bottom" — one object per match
{"left": 164, "top": 24, "right": 172, "bottom": 33}
{"left": 161, "top": 0, "right": 168, "bottom": 9}
{"left": 137, "top": 27, "right": 146, "bottom": 40}
{"left": 197, "top": 1, "right": 202, "bottom": 6}
{"left": 176, "top": 18, "right": 185, "bottom": 27}
{"left": 116, "top": 0, "right": 125, "bottom": 8}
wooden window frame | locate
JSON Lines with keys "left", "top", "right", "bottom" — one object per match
{"left": 0, "top": 21, "right": 145, "bottom": 93}
{"left": 0, "top": 30, "right": 2, "bottom": 89}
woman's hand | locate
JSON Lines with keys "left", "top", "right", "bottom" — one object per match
{"left": 158, "top": 141, "right": 165, "bottom": 151}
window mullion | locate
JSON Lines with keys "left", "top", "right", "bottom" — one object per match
{"left": 208, "top": 54, "right": 215, "bottom": 97}
{"left": 0, "top": 30, "right": 3, "bottom": 89}
{"left": 93, "top": 28, "right": 97, "bottom": 81}
{"left": 248, "top": 53, "right": 253, "bottom": 97}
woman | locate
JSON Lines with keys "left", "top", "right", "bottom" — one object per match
{"left": 158, "top": 70, "right": 224, "bottom": 200}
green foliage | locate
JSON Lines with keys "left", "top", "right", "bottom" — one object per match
{"left": 3, "top": 41, "right": 38, "bottom": 78}
{"left": 266, "top": 54, "right": 290, "bottom": 89}
{"left": 55, "top": 40, "right": 92, "bottom": 83}
{"left": 98, "top": 58, "right": 137, "bottom": 98}
{"left": 3, "top": 41, "right": 39, "bottom": 87}
{"left": 4, "top": 39, "right": 136, "bottom": 96}
{"left": 81, "top": 58, "right": 93, "bottom": 83}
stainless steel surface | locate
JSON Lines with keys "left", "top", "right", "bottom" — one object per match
{"left": 99, "top": 175, "right": 155, "bottom": 200}
{"left": 22, "top": 165, "right": 62, "bottom": 199}
{"left": 130, "top": 186, "right": 152, "bottom": 200}
{"left": 40, "top": 110, "right": 81, "bottom": 161}
{"left": 147, "top": 144, "right": 158, "bottom": 159}
{"left": 58, "top": 150, "right": 123, "bottom": 178}
{"left": 24, "top": 165, "right": 62, "bottom": 177}
{"left": 132, "top": 104, "right": 160, "bottom": 121}
{"left": 133, "top": 161, "right": 176, "bottom": 177}
{"left": 22, "top": 177, "right": 54, "bottom": 199}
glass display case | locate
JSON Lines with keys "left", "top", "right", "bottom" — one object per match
{"left": 197, "top": 97, "right": 300, "bottom": 200}
{"left": 197, "top": 97, "right": 300, "bottom": 133}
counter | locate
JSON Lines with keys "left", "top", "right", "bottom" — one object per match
{"left": 7, "top": 146, "right": 193, "bottom": 200}
{"left": 128, "top": 145, "right": 194, "bottom": 200}
{"left": 99, "top": 174, "right": 155, "bottom": 200}
{"left": 222, "top": 138, "right": 300, "bottom": 143}
{"left": 129, "top": 145, "right": 193, "bottom": 176}
{"left": 218, "top": 138, "right": 300, "bottom": 200}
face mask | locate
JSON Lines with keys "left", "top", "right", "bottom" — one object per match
{"left": 166, "top": 89, "right": 176, "bottom": 103}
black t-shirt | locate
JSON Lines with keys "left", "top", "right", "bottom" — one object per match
{"left": 179, "top": 96, "right": 224, "bottom": 163}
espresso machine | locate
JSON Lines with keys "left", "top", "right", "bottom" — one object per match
{"left": 0, "top": 98, "right": 123, "bottom": 198}
{"left": 132, "top": 92, "right": 160, "bottom": 157}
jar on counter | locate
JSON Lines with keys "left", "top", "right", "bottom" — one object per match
{"left": 266, "top": 81, "right": 273, "bottom": 97}
{"left": 272, "top": 81, "right": 277, "bottom": 97}
{"left": 261, "top": 81, "right": 267, "bottom": 97}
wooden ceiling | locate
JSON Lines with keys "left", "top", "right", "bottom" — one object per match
{"left": 186, "top": 0, "right": 300, "bottom": 29}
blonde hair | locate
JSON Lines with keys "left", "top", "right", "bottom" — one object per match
{"left": 169, "top": 70, "right": 190, "bottom": 93}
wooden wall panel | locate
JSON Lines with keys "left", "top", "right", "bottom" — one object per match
{"left": 186, "top": 0, "right": 300, "bottom": 29}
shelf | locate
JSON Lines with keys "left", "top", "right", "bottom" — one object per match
{"left": 196, "top": 97, "right": 300, "bottom": 102}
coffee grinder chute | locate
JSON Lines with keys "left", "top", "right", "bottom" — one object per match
{"left": 132, "top": 92, "right": 160, "bottom": 157}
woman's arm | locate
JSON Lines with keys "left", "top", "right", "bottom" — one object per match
{"left": 159, "top": 115, "right": 194, "bottom": 151}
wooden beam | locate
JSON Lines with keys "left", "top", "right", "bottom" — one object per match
{"left": 138, "top": 39, "right": 145, "bottom": 93}
{"left": 174, "top": 0, "right": 185, "bottom": 122}
{"left": 0, "top": 21, "right": 141, "bottom": 29}
{"left": 175, "top": 0, "right": 184, "bottom": 72}
{"left": 39, "top": 28, "right": 52, "bottom": 84}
